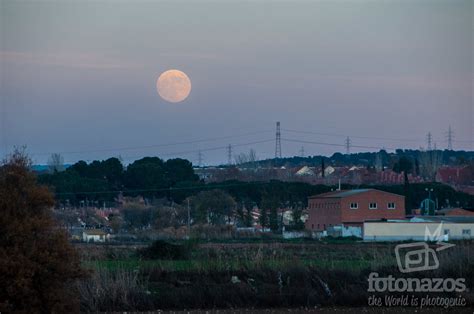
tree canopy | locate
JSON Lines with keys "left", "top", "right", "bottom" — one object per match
{"left": 0, "top": 150, "right": 86, "bottom": 312}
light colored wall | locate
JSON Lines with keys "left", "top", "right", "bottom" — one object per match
{"left": 342, "top": 225, "right": 362, "bottom": 238}
{"left": 364, "top": 222, "right": 474, "bottom": 241}
{"left": 82, "top": 233, "right": 105, "bottom": 242}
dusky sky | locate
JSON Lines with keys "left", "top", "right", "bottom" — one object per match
{"left": 1, "top": 0, "right": 472, "bottom": 165}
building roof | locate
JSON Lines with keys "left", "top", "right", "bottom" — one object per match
{"left": 410, "top": 216, "right": 474, "bottom": 224}
{"left": 436, "top": 166, "right": 470, "bottom": 184}
{"left": 295, "top": 166, "right": 315, "bottom": 176}
{"left": 309, "top": 189, "right": 371, "bottom": 199}
{"left": 436, "top": 208, "right": 474, "bottom": 216}
{"left": 309, "top": 188, "right": 404, "bottom": 199}
{"left": 365, "top": 216, "right": 474, "bottom": 224}
{"left": 83, "top": 229, "right": 107, "bottom": 236}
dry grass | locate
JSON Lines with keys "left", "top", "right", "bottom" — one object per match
{"left": 77, "top": 266, "right": 152, "bottom": 312}
{"left": 77, "top": 240, "right": 474, "bottom": 311}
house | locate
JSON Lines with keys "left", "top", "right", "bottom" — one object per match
{"left": 295, "top": 166, "right": 315, "bottom": 176}
{"left": 305, "top": 189, "right": 405, "bottom": 232}
{"left": 436, "top": 166, "right": 472, "bottom": 186}
{"left": 82, "top": 229, "right": 109, "bottom": 242}
{"left": 436, "top": 207, "right": 474, "bottom": 217}
{"left": 363, "top": 216, "right": 474, "bottom": 241}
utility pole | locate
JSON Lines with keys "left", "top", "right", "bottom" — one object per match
{"left": 321, "top": 157, "right": 325, "bottom": 178}
{"left": 187, "top": 198, "right": 191, "bottom": 239}
{"left": 447, "top": 126, "right": 454, "bottom": 150}
{"left": 426, "top": 132, "right": 432, "bottom": 151}
{"left": 227, "top": 144, "right": 232, "bottom": 165}
{"left": 345, "top": 136, "right": 351, "bottom": 155}
{"left": 275, "top": 121, "right": 282, "bottom": 158}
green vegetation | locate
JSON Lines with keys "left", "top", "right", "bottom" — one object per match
{"left": 76, "top": 240, "right": 474, "bottom": 311}
{"left": 38, "top": 156, "right": 199, "bottom": 204}
{"left": 38, "top": 153, "right": 474, "bottom": 212}
{"left": 250, "top": 149, "right": 474, "bottom": 169}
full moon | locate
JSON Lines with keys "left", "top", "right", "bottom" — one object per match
{"left": 156, "top": 69, "right": 192, "bottom": 103}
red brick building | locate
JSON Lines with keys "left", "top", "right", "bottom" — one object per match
{"left": 305, "top": 189, "right": 405, "bottom": 231}
{"left": 436, "top": 208, "right": 474, "bottom": 217}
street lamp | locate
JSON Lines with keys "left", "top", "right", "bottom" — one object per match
{"left": 425, "top": 188, "right": 434, "bottom": 201}
{"left": 424, "top": 188, "right": 435, "bottom": 215}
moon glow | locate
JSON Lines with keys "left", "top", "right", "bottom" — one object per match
{"left": 156, "top": 69, "right": 192, "bottom": 103}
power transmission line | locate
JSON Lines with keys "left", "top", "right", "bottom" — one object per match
{"left": 426, "top": 132, "right": 432, "bottom": 151}
{"left": 284, "top": 128, "right": 473, "bottom": 146}
{"left": 345, "top": 136, "right": 351, "bottom": 154}
{"left": 281, "top": 138, "right": 398, "bottom": 151}
{"left": 29, "top": 130, "right": 273, "bottom": 157}
{"left": 197, "top": 150, "right": 203, "bottom": 167}
{"left": 129, "top": 140, "right": 273, "bottom": 160}
{"left": 28, "top": 125, "right": 473, "bottom": 159}
{"left": 227, "top": 144, "right": 232, "bottom": 165}
{"left": 447, "top": 126, "right": 454, "bottom": 150}
{"left": 59, "top": 139, "right": 275, "bottom": 165}
{"left": 282, "top": 128, "right": 421, "bottom": 143}
{"left": 275, "top": 121, "right": 282, "bottom": 158}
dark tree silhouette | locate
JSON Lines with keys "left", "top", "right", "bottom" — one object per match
{"left": 189, "top": 189, "right": 236, "bottom": 225}
{"left": 0, "top": 150, "right": 86, "bottom": 313}
{"left": 393, "top": 156, "right": 414, "bottom": 215}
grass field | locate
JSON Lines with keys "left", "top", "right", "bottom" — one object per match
{"left": 76, "top": 239, "right": 474, "bottom": 311}
{"left": 86, "top": 257, "right": 379, "bottom": 272}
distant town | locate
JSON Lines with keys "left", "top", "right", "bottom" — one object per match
{"left": 32, "top": 144, "right": 473, "bottom": 243}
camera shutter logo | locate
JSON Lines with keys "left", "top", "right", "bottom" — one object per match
{"left": 394, "top": 223, "right": 455, "bottom": 273}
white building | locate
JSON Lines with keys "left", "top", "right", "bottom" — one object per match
{"left": 82, "top": 229, "right": 109, "bottom": 242}
{"left": 363, "top": 216, "right": 474, "bottom": 241}
{"left": 295, "top": 166, "right": 315, "bottom": 176}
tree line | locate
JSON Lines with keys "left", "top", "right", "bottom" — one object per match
{"left": 39, "top": 156, "right": 199, "bottom": 204}
{"left": 38, "top": 156, "right": 474, "bottom": 213}
{"left": 246, "top": 149, "right": 473, "bottom": 170}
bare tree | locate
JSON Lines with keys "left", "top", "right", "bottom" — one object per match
{"left": 48, "top": 153, "right": 65, "bottom": 173}
{"left": 418, "top": 150, "right": 442, "bottom": 181}
{"left": 375, "top": 152, "right": 383, "bottom": 172}
{"left": 234, "top": 149, "right": 258, "bottom": 168}
{"left": 248, "top": 149, "right": 257, "bottom": 163}
{"left": 234, "top": 153, "right": 249, "bottom": 166}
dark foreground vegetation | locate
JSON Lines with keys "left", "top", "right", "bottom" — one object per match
{"left": 0, "top": 151, "right": 87, "bottom": 313}
{"left": 75, "top": 240, "right": 474, "bottom": 311}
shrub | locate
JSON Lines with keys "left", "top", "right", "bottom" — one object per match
{"left": 140, "top": 240, "right": 196, "bottom": 260}
{"left": 77, "top": 267, "right": 152, "bottom": 312}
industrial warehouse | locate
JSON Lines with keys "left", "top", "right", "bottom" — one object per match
{"left": 305, "top": 188, "right": 474, "bottom": 241}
